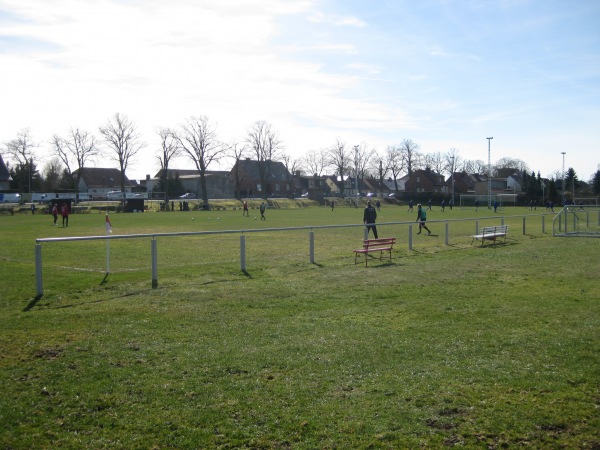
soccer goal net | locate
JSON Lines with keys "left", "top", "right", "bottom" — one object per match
{"left": 459, "top": 194, "right": 517, "bottom": 210}
{"left": 553, "top": 205, "right": 600, "bottom": 237}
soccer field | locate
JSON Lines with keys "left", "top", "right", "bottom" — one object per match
{"left": 1, "top": 204, "right": 598, "bottom": 448}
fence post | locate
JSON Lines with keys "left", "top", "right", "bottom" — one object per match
{"left": 35, "top": 243, "right": 43, "bottom": 297}
{"left": 522, "top": 216, "right": 526, "bottom": 235}
{"left": 309, "top": 230, "right": 315, "bottom": 264}
{"left": 542, "top": 214, "right": 545, "bottom": 233}
{"left": 364, "top": 226, "right": 369, "bottom": 241}
{"left": 501, "top": 216, "right": 505, "bottom": 226}
{"left": 475, "top": 220, "right": 479, "bottom": 235}
{"left": 151, "top": 238, "right": 158, "bottom": 289}
{"left": 445, "top": 222, "right": 449, "bottom": 245}
{"left": 240, "top": 234, "right": 246, "bottom": 271}
{"left": 408, "top": 223, "right": 413, "bottom": 250}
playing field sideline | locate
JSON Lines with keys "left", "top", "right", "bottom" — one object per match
{"left": 0, "top": 205, "right": 598, "bottom": 448}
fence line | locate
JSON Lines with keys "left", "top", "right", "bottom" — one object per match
{"left": 34, "top": 213, "right": 553, "bottom": 297}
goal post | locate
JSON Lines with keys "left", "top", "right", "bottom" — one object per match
{"left": 553, "top": 205, "right": 600, "bottom": 237}
{"left": 459, "top": 193, "right": 517, "bottom": 210}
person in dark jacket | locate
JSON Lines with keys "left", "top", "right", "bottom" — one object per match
{"left": 363, "top": 201, "right": 378, "bottom": 238}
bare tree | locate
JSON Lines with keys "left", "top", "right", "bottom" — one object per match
{"left": 245, "top": 120, "right": 282, "bottom": 197}
{"left": 5, "top": 128, "right": 38, "bottom": 194}
{"left": 351, "top": 143, "right": 376, "bottom": 194}
{"left": 444, "top": 148, "right": 462, "bottom": 176}
{"left": 99, "top": 113, "right": 144, "bottom": 203}
{"left": 52, "top": 127, "right": 99, "bottom": 202}
{"left": 385, "top": 145, "right": 405, "bottom": 192}
{"left": 226, "top": 140, "right": 248, "bottom": 200}
{"left": 328, "top": 139, "right": 350, "bottom": 196}
{"left": 370, "top": 150, "right": 391, "bottom": 196}
{"left": 155, "top": 127, "right": 180, "bottom": 202}
{"left": 178, "top": 116, "right": 225, "bottom": 208}
{"left": 281, "top": 153, "right": 301, "bottom": 197}
{"left": 494, "top": 157, "right": 529, "bottom": 173}
{"left": 424, "top": 151, "right": 444, "bottom": 174}
{"left": 463, "top": 159, "right": 487, "bottom": 175}
{"left": 302, "top": 148, "right": 329, "bottom": 177}
{"left": 399, "top": 139, "right": 420, "bottom": 174}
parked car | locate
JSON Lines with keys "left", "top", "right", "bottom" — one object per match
{"left": 179, "top": 193, "right": 195, "bottom": 199}
{"left": 300, "top": 192, "right": 309, "bottom": 198}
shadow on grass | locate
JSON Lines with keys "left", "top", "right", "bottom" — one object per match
{"left": 23, "top": 294, "right": 43, "bottom": 312}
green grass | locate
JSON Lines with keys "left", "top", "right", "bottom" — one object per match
{"left": 1, "top": 204, "right": 599, "bottom": 448}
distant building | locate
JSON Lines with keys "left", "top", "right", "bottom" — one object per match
{"left": 229, "top": 159, "right": 294, "bottom": 198}
{"left": 74, "top": 167, "right": 136, "bottom": 198}
{"left": 0, "top": 154, "right": 12, "bottom": 191}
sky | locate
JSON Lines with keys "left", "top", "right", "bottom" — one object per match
{"left": 1, "top": 0, "right": 599, "bottom": 183}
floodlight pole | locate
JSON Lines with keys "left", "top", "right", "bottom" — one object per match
{"left": 450, "top": 156, "right": 455, "bottom": 207}
{"left": 561, "top": 151, "right": 566, "bottom": 203}
{"left": 487, "top": 137, "right": 493, "bottom": 209}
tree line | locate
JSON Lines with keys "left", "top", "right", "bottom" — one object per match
{"left": 4, "top": 113, "right": 600, "bottom": 203}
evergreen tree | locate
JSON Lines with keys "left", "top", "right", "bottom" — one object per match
{"left": 592, "top": 170, "right": 600, "bottom": 195}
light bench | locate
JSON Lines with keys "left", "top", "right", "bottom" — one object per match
{"left": 471, "top": 225, "right": 508, "bottom": 246}
{"left": 354, "top": 237, "right": 396, "bottom": 266}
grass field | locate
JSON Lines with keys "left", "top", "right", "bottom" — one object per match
{"left": 1, "top": 203, "right": 599, "bottom": 448}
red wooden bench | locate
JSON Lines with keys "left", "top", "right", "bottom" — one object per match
{"left": 354, "top": 237, "right": 396, "bottom": 266}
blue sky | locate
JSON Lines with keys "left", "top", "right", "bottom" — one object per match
{"left": 1, "top": 0, "right": 598, "bottom": 182}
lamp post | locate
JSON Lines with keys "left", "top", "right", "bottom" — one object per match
{"left": 487, "top": 137, "right": 493, "bottom": 209}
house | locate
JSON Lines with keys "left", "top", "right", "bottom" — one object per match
{"left": 294, "top": 173, "right": 330, "bottom": 200}
{"left": 146, "top": 169, "right": 234, "bottom": 199}
{"left": 75, "top": 167, "right": 136, "bottom": 199}
{"left": 229, "top": 159, "right": 294, "bottom": 198}
{"left": 0, "top": 154, "right": 12, "bottom": 191}
{"left": 446, "top": 171, "right": 484, "bottom": 194}
{"left": 401, "top": 169, "right": 446, "bottom": 194}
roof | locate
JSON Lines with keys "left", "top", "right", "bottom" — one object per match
{"left": 231, "top": 159, "right": 291, "bottom": 181}
{"left": 0, "top": 154, "right": 12, "bottom": 182}
{"left": 74, "top": 167, "right": 135, "bottom": 188}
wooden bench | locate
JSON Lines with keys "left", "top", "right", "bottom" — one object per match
{"left": 471, "top": 225, "right": 508, "bottom": 246}
{"left": 354, "top": 237, "right": 396, "bottom": 266}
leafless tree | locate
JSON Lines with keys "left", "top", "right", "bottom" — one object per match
{"left": 226, "top": 140, "right": 248, "bottom": 200}
{"left": 385, "top": 145, "right": 405, "bottom": 192}
{"left": 52, "top": 127, "right": 99, "bottom": 202}
{"left": 281, "top": 153, "right": 301, "bottom": 196}
{"left": 155, "top": 127, "right": 180, "bottom": 203}
{"left": 328, "top": 139, "right": 350, "bottom": 196}
{"left": 494, "top": 157, "right": 529, "bottom": 173}
{"left": 370, "top": 150, "right": 391, "bottom": 196}
{"left": 399, "top": 139, "right": 420, "bottom": 174}
{"left": 302, "top": 148, "right": 329, "bottom": 177}
{"left": 351, "top": 143, "right": 376, "bottom": 194}
{"left": 178, "top": 116, "right": 225, "bottom": 208}
{"left": 5, "top": 128, "right": 38, "bottom": 194}
{"left": 444, "top": 148, "right": 462, "bottom": 176}
{"left": 424, "top": 151, "right": 444, "bottom": 174}
{"left": 99, "top": 113, "right": 144, "bottom": 203}
{"left": 463, "top": 159, "right": 487, "bottom": 175}
{"left": 245, "top": 120, "right": 282, "bottom": 197}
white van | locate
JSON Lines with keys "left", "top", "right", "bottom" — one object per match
{"left": 107, "top": 191, "right": 123, "bottom": 200}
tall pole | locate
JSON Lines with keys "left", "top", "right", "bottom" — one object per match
{"left": 487, "top": 137, "right": 493, "bottom": 209}
{"left": 561, "top": 151, "right": 566, "bottom": 204}
{"left": 450, "top": 156, "right": 455, "bottom": 207}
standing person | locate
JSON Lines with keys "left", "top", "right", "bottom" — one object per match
{"left": 493, "top": 199, "right": 498, "bottom": 213}
{"left": 408, "top": 199, "right": 414, "bottom": 212}
{"left": 475, "top": 198, "right": 479, "bottom": 212}
{"left": 416, "top": 203, "right": 431, "bottom": 235}
{"left": 331, "top": 200, "right": 335, "bottom": 211}
{"left": 259, "top": 202, "right": 266, "bottom": 220}
{"left": 31, "top": 203, "right": 36, "bottom": 215}
{"left": 363, "top": 201, "right": 378, "bottom": 239}
{"left": 441, "top": 199, "right": 445, "bottom": 212}
{"left": 427, "top": 198, "right": 432, "bottom": 210}
{"left": 51, "top": 203, "right": 59, "bottom": 225}
{"left": 243, "top": 200, "right": 249, "bottom": 216}
{"left": 60, "top": 202, "right": 69, "bottom": 227}
{"left": 376, "top": 199, "right": 381, "bottom": 212}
